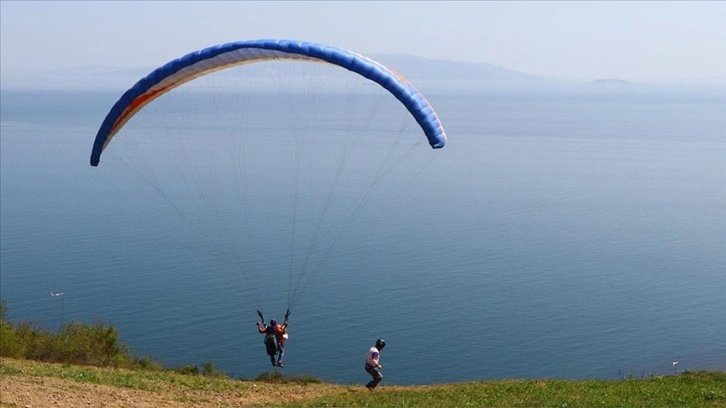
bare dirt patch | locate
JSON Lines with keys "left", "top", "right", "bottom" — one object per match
{"left": 0, "top": 358, "right": 351, "bottom": 407}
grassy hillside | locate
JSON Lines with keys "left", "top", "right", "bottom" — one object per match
{"left": 2, "top": 304, "right": 724, "bottom": 406}
{"left": 2, "top": 357, "right": 725, "bottom": 407}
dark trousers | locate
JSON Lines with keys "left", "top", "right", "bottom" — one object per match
{"left": 365, "top": 365, "right": 383, "bottom": 389}
{"left": 265, "top": 335, "right": 278, "bottom": 366}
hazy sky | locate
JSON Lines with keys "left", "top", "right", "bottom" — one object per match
{"left": 2, "top": 1, "right": 725, "bottom": 87}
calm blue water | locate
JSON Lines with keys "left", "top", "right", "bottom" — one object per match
{"left": 1, "top": 82, "right": 725, "bottom": 385}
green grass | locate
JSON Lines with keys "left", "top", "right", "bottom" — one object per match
{"left": 283, "top": 371, "right": 726, "bottom": 407}
{"left": 254, "top": 369, "right": 322, "bottom": 384}
{"left": 3, "top": 358, "right": 724, "bottom": 407}
{"left": 0, "top": 358, "right": 248, "bottom": 393}
{"left": 2, "top": 301, "right": 725, "bottom": 407}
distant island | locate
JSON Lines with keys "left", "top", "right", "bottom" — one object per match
{"left": 591, "top": 78, "right": 630, "bottom": 85}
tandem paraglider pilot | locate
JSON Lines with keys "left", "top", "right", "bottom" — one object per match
{"left": 256, "top": 309, "right": 289, "bottom": 367}
{"left": 364, "top": 339, "right": 386, "bottom": 390}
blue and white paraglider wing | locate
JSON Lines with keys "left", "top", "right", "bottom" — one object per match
{"left": 90, "top": 39, "right": 447, "bottom": 166}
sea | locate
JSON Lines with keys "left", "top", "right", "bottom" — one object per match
{"left": 1, "top": 78, "right": 725, "bottom": 385}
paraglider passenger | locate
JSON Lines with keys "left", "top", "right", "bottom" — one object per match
{"left": 364, "top": 339, "right": 385, "bottom": 390}
{"left": 257, "top": 313, "right": 289, "bottom": 367}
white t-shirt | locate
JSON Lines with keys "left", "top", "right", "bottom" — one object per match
{"left": 365, "top": 346, "right": 380, "bottom": 369}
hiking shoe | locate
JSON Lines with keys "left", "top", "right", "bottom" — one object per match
{"left": 276, "top": 363, "right": 284, "bottom": 367}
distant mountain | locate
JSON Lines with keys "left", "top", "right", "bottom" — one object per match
{"left": 72, "top": 54, "right": 547, "bottom": 83}
{"left": 198, "top": 53, "right": 547, "bottom": 82}
{"left": 369, "top": 54, "right": 547, "bottom": 82}
{"left": 2, "top": 54, "right": 547, "bottom": 90}
{"left": 591, "top": 78, "right": 630, "bottom": 85}
{"left": 47, "top": 65, "right": 152, "bottom": 78}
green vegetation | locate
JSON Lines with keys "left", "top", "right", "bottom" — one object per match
{"left": 2, "top": 358, "right": 724, "bottom": 407}
{"left": 290, "top": 372, "right": 726, "bottom": 407}
{"left": 2, "top": 300, "right": 725, "bottom": 407}
{"left": 254, "top": 370, "right": 322, "bottom": 384}
{"left": 0, "top": 299, "right": 218, "bottom": 376}
{"left": 0, "top": 358, "right": 254, "bottom": 393}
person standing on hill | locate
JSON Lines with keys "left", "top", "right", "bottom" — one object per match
{"left": 364, "top": 339, "right": 385, "bottom": 390}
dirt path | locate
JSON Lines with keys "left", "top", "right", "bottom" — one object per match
{"left": 0, "top": 359, "right": 352, "bottom": 407}
{"left": 0, "top": 375, "right": 351, "bottom": 407}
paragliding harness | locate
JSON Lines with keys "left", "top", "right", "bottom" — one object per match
{"left": 264, "top": 329, "right": 278, "bottom": 356}
{"left": 257, "top": 309, "right": 290, "bottom": 357}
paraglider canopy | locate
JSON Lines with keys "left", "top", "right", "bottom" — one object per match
{"left": 90, "top": 39, "right": 447, "bottom": 167}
